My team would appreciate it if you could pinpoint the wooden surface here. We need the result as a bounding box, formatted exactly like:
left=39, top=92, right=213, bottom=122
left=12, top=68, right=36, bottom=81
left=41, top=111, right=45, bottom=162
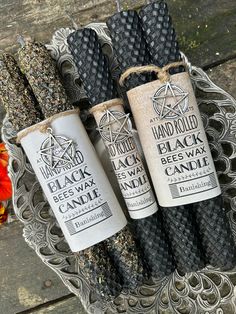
left=208, top=60, right=236, bottom=98
left=0, top=221, right=86, bottom=314
left=32, top=296, right=81, bottom=314
left=0, top=0, right=236, bottom=313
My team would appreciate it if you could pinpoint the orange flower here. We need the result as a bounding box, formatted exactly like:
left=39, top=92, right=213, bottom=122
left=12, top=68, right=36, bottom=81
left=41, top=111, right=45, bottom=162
left=0, top=143, right=9, bottom=168
left=0, top=203, right=8, bottom=224
left=0, top=164, right=12, bottom=201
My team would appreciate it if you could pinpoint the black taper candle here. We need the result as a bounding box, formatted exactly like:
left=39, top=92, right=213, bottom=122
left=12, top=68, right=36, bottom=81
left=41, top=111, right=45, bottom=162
left=107, top=8, right=204, bottom=273
left=140, top=0, right=236, bottom=271
left=132, top=212, right=175, bottom=278
left=106, top=11, right=176, bottom=277
left=107, top=10, right=151, bottom=90
left=68, top=29, right=145, bottom=289
left=192, top=195, right=236, bottom=270
left=67, top=29, right=117, bottom=105
left=68, top=27, right=175, bottom=280
left=139, top=1, right=184, bottom=74
left=139, top=1, right=204, bottom=273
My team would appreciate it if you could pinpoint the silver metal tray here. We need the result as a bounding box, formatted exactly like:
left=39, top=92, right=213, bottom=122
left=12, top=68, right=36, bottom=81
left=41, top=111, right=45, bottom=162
left=2, top=23, right=236, bottom=314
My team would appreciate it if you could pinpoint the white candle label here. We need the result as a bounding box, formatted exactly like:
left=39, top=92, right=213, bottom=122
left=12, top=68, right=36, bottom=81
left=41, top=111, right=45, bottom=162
left=93, top=103, right=158, bottom=219
left=127, top=72, right=221, bottom=207
left=19, top=111, right=127, bottom=252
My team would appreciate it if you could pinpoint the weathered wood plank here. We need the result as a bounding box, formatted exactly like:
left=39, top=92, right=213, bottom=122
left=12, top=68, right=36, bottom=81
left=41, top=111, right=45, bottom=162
left=0, top=0, right=235, bottom=68
left=0, top=221, right=75, bottom=314
left=169, top=0, right=236, bottom=67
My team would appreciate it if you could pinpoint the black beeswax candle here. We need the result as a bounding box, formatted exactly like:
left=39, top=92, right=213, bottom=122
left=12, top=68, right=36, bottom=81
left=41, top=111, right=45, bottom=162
left=68, top=28, right=146, bottom=288
left=139, top=0, right=236, bottom=271
left=68, top=25, right=175, bottom=279
left=192, top=195, right=236, bottom=270
left=107, top=9, right=204, bottom=273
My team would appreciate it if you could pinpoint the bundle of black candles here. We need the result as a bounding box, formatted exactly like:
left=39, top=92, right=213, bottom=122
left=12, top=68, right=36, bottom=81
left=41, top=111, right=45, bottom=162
left=67, top=0, right=236, bottom=277
left=0, top=0, right=236, bottom=304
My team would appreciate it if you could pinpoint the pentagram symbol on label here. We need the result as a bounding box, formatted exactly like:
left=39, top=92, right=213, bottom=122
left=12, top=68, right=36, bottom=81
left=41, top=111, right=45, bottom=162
left=98, top=110, right=133, bottom=143
left=39, top=128, right=76, bottom=169
left=152, top=82, right=189, bottom=119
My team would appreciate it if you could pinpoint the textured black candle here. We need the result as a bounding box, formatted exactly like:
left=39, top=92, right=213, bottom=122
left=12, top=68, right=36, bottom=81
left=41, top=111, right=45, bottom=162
left=106, top=12, right=176, bottom=277
left=132, top=212, right=175, bottom=277
left=192, top=195, right=236, bottom=270
left=139, top=1, right=184, bottom=74
left=67, top=29, right=117, bottom=105
left=140, top=0, right=236, bottom=271
left=68, top=29, right=145, bottom=289
left=107, top=8, right=204, bottom=273
left=106, top=10, right=151, bottom=91
left=68, top=27, right=175, bottom=279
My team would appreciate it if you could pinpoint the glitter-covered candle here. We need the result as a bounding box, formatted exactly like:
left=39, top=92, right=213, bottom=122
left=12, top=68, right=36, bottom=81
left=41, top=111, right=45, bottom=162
left=0, top=53, right=41, bottom=131
left=18, top=41, right=73, bottom=118
left=16, top=40, right=128, bottom=297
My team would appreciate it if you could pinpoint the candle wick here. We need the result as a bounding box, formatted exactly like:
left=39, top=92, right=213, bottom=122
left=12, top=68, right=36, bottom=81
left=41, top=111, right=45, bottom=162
left=17, top=35, right=26, bottom=48
left=115, top=0, right=122, bottom=12
left=65, top=11, right=79, bottom=30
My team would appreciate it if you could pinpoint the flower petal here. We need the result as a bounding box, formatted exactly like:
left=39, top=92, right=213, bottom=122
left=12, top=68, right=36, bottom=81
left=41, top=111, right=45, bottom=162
left=0, top=165, right=12, bottom=201
left=0, top=143, right=9, bottom=168
left=0, top=203, right=8, bottom=224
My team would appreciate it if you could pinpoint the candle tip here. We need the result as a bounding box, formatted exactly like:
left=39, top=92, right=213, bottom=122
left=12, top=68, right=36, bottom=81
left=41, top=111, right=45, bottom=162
left=17, top=35, right=26, bottom=48
left=65, top=11, right=79, bottom=30
left=115, top=0, right=122, bottom=12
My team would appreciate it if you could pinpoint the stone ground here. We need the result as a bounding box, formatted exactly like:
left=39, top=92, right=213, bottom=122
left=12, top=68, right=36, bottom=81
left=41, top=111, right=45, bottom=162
left=0, top=0, right=236, bottom=313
